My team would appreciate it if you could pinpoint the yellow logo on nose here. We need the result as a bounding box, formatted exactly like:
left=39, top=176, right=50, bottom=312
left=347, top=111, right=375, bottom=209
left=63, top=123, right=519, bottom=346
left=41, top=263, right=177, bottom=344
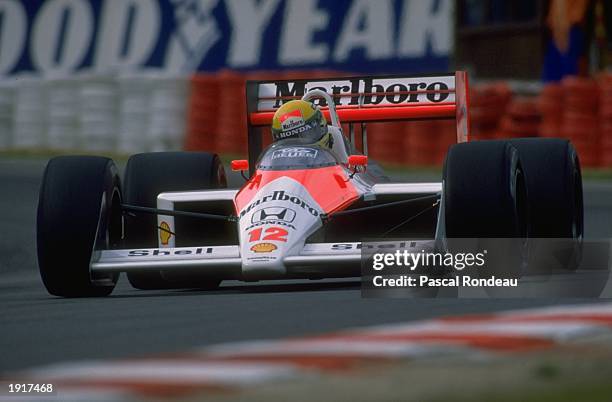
left=160, top=221, right=172, bottom=245
left=250, top=243, right=277, bottom=253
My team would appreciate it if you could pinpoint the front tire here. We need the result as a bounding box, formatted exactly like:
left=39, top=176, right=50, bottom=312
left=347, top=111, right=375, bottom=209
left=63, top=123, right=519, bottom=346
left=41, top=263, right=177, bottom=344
left=37, top=156, right=122, bottom=297
left=123, top=152, right=226, bottom=290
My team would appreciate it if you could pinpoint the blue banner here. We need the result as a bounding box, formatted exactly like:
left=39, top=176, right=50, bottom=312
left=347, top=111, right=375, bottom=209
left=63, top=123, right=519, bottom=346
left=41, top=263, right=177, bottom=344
left=0, top=0, right=452, bottom=77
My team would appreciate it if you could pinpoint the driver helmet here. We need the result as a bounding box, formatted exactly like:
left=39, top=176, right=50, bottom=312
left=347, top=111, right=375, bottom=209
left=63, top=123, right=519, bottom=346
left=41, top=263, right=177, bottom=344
left=271, top=100, right=331, bottom=147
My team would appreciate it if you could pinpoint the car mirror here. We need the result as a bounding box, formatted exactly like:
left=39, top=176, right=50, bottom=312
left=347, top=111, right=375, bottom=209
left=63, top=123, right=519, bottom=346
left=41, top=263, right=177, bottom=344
left=348, top=155, right=368, bottom=167
left=231, top=159, right=249, bottom=171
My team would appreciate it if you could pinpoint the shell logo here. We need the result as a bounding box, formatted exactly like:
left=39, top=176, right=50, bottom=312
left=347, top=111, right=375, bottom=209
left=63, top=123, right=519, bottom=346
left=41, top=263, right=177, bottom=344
left=250, top=243, right=277, bottom=253
left=159, top=221, right=172, bottom=245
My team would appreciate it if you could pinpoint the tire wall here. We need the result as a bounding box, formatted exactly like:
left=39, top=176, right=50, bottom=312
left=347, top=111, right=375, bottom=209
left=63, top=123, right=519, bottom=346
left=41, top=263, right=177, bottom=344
left=1, top=72, right=611, bottom=168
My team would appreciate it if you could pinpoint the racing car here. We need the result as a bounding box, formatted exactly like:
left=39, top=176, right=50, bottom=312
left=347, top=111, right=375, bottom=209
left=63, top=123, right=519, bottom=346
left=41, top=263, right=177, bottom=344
left=37, top=72, right=583, bottom=297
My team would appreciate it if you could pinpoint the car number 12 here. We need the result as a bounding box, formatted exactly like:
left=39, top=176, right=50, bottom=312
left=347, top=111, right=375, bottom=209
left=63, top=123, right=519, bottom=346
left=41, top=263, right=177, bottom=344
left=248, top=227, right=288, bottom=242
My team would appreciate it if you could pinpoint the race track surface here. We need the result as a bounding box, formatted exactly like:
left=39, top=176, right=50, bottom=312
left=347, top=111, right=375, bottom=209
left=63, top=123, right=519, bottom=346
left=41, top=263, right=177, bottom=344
left=1, top=158, right=611, bottom=373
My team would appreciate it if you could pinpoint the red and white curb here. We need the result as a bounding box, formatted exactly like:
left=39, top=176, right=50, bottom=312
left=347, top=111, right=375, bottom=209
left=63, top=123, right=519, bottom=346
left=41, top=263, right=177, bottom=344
left=4, top=302, right=612, bottom=401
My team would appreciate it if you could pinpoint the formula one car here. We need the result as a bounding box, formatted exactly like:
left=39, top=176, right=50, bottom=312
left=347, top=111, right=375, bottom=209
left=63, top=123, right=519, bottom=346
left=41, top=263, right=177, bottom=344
left=37, top=72, right=583, bottom=297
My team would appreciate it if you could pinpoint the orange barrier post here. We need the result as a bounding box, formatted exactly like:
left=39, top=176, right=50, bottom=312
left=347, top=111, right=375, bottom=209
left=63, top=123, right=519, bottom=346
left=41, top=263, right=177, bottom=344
left=497, top=97, right=541, bottom=139
left=561, top=77, right=600, bottom=167
left=598, top=74, right=612, bottom=167
left=215, top=70, right=248, bottom=156
left=469, top=83, right=512, bottom=141
left=185, top=74, right=221, bottom=152
left=537, top=83, right=564, bottom=138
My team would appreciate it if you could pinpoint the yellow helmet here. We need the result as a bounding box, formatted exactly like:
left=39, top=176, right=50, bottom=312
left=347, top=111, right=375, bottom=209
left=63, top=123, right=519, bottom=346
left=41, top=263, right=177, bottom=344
left=271, top=100, right=327, bottom=143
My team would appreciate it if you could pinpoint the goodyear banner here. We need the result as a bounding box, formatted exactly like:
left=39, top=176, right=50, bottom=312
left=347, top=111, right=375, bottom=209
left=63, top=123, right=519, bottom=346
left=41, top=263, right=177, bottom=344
left=0, top=0, right=452, bottom=77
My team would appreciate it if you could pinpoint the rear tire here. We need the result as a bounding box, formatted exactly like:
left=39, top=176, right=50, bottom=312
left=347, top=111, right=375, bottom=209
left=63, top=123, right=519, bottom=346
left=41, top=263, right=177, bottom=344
left=123, top=152, right=226, bottom=290
left=37, top=156, right=122, bottom=297
left=510, top=138, right=583, bottom=271
left=443, top=140, right=529, bottom=281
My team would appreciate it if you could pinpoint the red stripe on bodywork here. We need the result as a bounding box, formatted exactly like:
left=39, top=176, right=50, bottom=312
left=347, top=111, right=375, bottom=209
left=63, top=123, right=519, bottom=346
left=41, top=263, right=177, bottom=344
left=234, top=166, right=360, bottom=214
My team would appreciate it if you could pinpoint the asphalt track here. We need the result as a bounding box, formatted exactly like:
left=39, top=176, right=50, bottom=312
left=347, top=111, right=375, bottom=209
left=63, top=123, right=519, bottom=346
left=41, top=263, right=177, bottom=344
left=1, top=158, right=611, bottom=373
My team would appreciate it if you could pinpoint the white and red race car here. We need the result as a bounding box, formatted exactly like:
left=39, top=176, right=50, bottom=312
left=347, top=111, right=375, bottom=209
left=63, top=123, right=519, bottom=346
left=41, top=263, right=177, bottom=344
left=37, top=72, right=583, bottom=296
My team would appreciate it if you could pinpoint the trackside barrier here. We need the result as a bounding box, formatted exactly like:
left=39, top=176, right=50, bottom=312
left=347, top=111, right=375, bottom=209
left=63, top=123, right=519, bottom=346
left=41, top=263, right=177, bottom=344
left=118, top=74, right=150, bottom=154
left=47, top=78, right=79, bottom=150
left=0, top=81, right=15, bottom=149
left=13, top=77, right=47, bottom=149
left=79, top=74, right=118, bottom=152
left=538, top=83, right=563, bottom=138
left=0, top=72, right=189, bottom=153
left=216, top=70, right=248, bottom=155
left=364, top=117, right=455, bottom=166
left=560, top=77, right=600, bottom=167
left=470, top=79, right=609, bottom=167
left=407, top=119, right=456, bottom=166
left=598, top=75, right=612, bottom=167
left=148, top=75, right=189, bottom=151
left=1, top=71, right=610, bottom=168
left=469, top=82, right=512, bottom=141
left=498, top=97, right=540, bottom=138
left=185, top=74, right=220, bottom=152
left=185, top=72, right=607, bottom=167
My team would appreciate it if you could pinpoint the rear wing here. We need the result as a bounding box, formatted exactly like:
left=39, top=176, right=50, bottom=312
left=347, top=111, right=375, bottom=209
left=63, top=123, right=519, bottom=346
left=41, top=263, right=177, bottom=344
left=245, top=71, right=470, bottom=173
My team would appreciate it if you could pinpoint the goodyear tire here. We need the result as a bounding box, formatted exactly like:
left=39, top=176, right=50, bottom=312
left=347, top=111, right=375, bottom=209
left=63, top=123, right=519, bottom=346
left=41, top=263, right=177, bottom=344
left=510, top=138, right=583, bottom=272
left=37, top=156, right=122, bottom=297
left=443, top=140, right=529, bottom=283
left=123, top=152, right=226, bottom=290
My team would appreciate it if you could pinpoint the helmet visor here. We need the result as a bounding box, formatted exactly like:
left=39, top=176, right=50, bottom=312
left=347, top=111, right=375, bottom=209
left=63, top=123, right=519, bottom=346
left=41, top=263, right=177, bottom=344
left=272, top=120, right=326, bottom=143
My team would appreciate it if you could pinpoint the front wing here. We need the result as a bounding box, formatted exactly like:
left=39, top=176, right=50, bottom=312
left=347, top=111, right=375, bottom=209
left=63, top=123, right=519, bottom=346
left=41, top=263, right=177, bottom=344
left=91, top=241, right=436, bottom=280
